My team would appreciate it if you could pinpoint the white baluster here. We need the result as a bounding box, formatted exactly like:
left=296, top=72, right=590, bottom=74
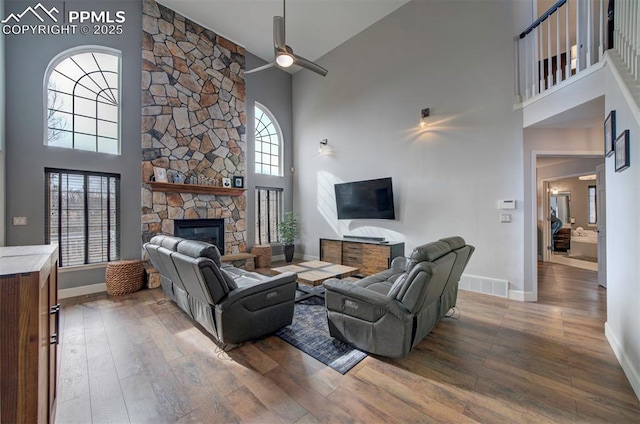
left=532, top=27, right=538, bottom=97
left=636, top=0, right=640, bottom=80
left=520, top=37, right=533, bottom=99
left=599, top=0, right=604, bottom=60
left=557, top=6, right=562, bottom=83
left=621, top=0, right=626, bottom=64
left=576, top=0, right=581, bottom=72
left=620, top=0, right=629, bottom=66
left=623, top=1, right=632, bottom=69
left=615, top=0, right=622, bottom=57
left=539, top=25, right=545, bottom=92
left=548, top=18, right=552, bottom=87
left=587, top=0, right=592, bottom=67
left=633, top=0, right=638, bottom=79
left=566, top=0, right=571, bottom=80
left=514, top=37, right=520, bottom=102
left=626, top=0, right=631, bottom=67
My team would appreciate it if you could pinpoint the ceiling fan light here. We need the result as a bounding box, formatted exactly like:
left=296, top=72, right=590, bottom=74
left=276, top=53, right=294, bottom=67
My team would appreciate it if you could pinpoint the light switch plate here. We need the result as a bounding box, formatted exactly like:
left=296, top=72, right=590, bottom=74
left=13, top=217, right=27, bottom=226
left=500, top=214, right=512, bottom=223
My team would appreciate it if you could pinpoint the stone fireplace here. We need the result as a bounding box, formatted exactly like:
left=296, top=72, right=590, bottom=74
left=140, top=0, right=247, bottom=254
left=174, top=218, right=225, bottom=254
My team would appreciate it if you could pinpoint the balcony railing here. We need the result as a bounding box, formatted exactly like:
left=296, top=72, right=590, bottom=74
left=515, top=0, right=607, bottom=102
left=614, top=0, right=640, bottom=80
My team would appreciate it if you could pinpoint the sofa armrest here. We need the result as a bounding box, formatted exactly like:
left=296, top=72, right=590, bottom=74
left=218, top=272, right=297, bottom=310
left=324, top=279, right=411, bottom=323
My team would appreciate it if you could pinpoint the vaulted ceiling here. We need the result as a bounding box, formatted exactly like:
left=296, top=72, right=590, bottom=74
left=157, top=0, right=410, bottom=66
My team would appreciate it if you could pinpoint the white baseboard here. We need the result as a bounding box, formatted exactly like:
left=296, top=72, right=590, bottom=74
left=58, top=283, right=106, bottom=299
left=605, top=322, right=640, bottom=401
left=509, top=290, right=538, bottom=302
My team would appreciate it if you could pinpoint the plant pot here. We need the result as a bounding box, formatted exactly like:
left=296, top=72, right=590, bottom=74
left=284, top=244, right=295, bottom=263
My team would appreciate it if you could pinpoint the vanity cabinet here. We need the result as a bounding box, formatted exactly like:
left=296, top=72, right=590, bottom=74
left=0, top=245, right=59, bottom=424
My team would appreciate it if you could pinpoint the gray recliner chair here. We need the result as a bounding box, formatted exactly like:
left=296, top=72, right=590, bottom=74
left=323, top=236, right=474, bottom=358
left=144, top=235, right=298, bottom=345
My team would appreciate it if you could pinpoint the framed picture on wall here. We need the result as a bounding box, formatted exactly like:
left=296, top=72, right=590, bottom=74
left=232, top=176, right=244, bottom=188
left=222, top=177, right=232, bottom=188
left=615, top=129, right=630, bottom=172
left=604, top=110, right=616, bottom=157
left=153, top=166, right=168, bottom=183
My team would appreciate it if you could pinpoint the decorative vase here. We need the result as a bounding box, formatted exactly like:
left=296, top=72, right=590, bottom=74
left=284, top=244, right=295, bottom=263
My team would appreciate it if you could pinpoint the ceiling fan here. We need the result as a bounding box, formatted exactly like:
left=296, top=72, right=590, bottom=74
left=245, top=0, right=328, bottom=77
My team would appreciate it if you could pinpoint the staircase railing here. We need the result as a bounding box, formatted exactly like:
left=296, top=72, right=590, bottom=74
left=515, top=0, right=607, bottom=103
left=614, top=0, right=640, bottom=80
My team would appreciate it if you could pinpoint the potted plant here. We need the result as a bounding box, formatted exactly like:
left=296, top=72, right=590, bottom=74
left=278, top=211, right=297, bottom=263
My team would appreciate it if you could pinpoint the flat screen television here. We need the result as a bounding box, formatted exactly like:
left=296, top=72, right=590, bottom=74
left=335, top=177, right=396, bottom=220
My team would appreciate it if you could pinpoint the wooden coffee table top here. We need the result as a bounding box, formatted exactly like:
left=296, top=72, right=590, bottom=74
left=272, top=260, right=359, bottom=286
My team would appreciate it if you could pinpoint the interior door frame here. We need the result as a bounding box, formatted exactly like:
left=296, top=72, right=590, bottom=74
left=528, top=149, right=602, bottom=302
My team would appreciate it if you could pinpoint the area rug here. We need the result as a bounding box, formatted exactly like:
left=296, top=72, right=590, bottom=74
left=275, top=291, right=367, bottom=374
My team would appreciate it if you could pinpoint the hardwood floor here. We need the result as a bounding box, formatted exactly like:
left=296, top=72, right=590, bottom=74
left=56, top=262, right=640, bottom=423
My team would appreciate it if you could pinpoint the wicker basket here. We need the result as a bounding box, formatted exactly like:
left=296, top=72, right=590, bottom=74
left=251, top=245, right=272, bottom=268
left=105, top=260, right=145, bottom=296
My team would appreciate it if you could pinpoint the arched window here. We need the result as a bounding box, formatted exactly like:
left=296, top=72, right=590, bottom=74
left=254, top=103, right=282, bottom=176
left=45, top=47, right=120, bottom=154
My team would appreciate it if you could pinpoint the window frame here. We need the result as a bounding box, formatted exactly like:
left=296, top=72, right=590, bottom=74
left=254, top=102, right=284, bottom=177
left=45, top=167, right=121, bottom=268
left=43, top=45, right=122, bottom=155
left=255, top=186, right=284, bottom=245
left=588, top=185, right=597, bottom=225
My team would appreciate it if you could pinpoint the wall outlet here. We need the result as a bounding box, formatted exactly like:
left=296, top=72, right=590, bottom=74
left=13, top=216, right=27, bottom=226
left=500, top=214, right=512, bottom=223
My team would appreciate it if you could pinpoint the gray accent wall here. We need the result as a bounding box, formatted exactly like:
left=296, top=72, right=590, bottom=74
left=245, top=52, right=293, bottom=254
left=292, top=0, right=525, bottom=290
left=4, top=0, right=142, bottom=288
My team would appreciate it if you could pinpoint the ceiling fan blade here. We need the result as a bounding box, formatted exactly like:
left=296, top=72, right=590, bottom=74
left=245, top=61, right=276, bottom=75
left=274, top=16, right=286, bottom=51
left=292, top=53, right=328, bottom=77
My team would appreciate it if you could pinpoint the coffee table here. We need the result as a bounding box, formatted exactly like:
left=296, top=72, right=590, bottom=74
left=271, top=260, right=359, bottom=301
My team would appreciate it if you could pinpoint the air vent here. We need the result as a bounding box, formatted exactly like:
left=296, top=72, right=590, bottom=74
left=458, top=274, right=509, bottom=298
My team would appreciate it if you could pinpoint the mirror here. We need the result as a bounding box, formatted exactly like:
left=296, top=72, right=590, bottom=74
left=550, top=191, right=570, bottom=225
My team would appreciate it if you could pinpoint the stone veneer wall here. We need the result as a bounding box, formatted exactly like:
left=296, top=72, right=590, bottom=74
left=140, top=0, right=247, bottom=254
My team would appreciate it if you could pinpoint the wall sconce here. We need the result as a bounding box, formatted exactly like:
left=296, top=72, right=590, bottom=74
left=419, top=108, right=430, bottom=128
left=318, top=138, right=328, bottom=153
left=551, top=188, right=559, bottom=195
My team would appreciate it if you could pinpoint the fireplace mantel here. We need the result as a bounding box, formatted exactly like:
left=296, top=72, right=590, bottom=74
left=147, top=182, right=246, bottom=196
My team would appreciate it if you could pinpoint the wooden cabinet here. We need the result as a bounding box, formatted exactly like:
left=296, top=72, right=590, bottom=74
left=0, top=245, right=59, bottom=424
left=319, top=238, right=404, bottom=276
left=553, top=228, right=571, bottom=252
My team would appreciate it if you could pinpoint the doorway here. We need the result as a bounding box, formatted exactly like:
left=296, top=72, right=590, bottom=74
left=537, top=157, right=604, bottom=276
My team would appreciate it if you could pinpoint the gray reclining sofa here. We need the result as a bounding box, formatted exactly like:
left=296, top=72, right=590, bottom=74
left=323, top=236, right=474, bottom=358
left=144, top=235, right=297, bottom=345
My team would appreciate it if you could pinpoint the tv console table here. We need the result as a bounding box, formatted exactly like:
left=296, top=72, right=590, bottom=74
left=319, top=238, right=405, bottom=276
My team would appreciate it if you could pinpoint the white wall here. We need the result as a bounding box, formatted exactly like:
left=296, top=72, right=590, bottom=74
left=603, top=60, right=640, bottom=398
left=292, top=1, right=525, bottom=293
